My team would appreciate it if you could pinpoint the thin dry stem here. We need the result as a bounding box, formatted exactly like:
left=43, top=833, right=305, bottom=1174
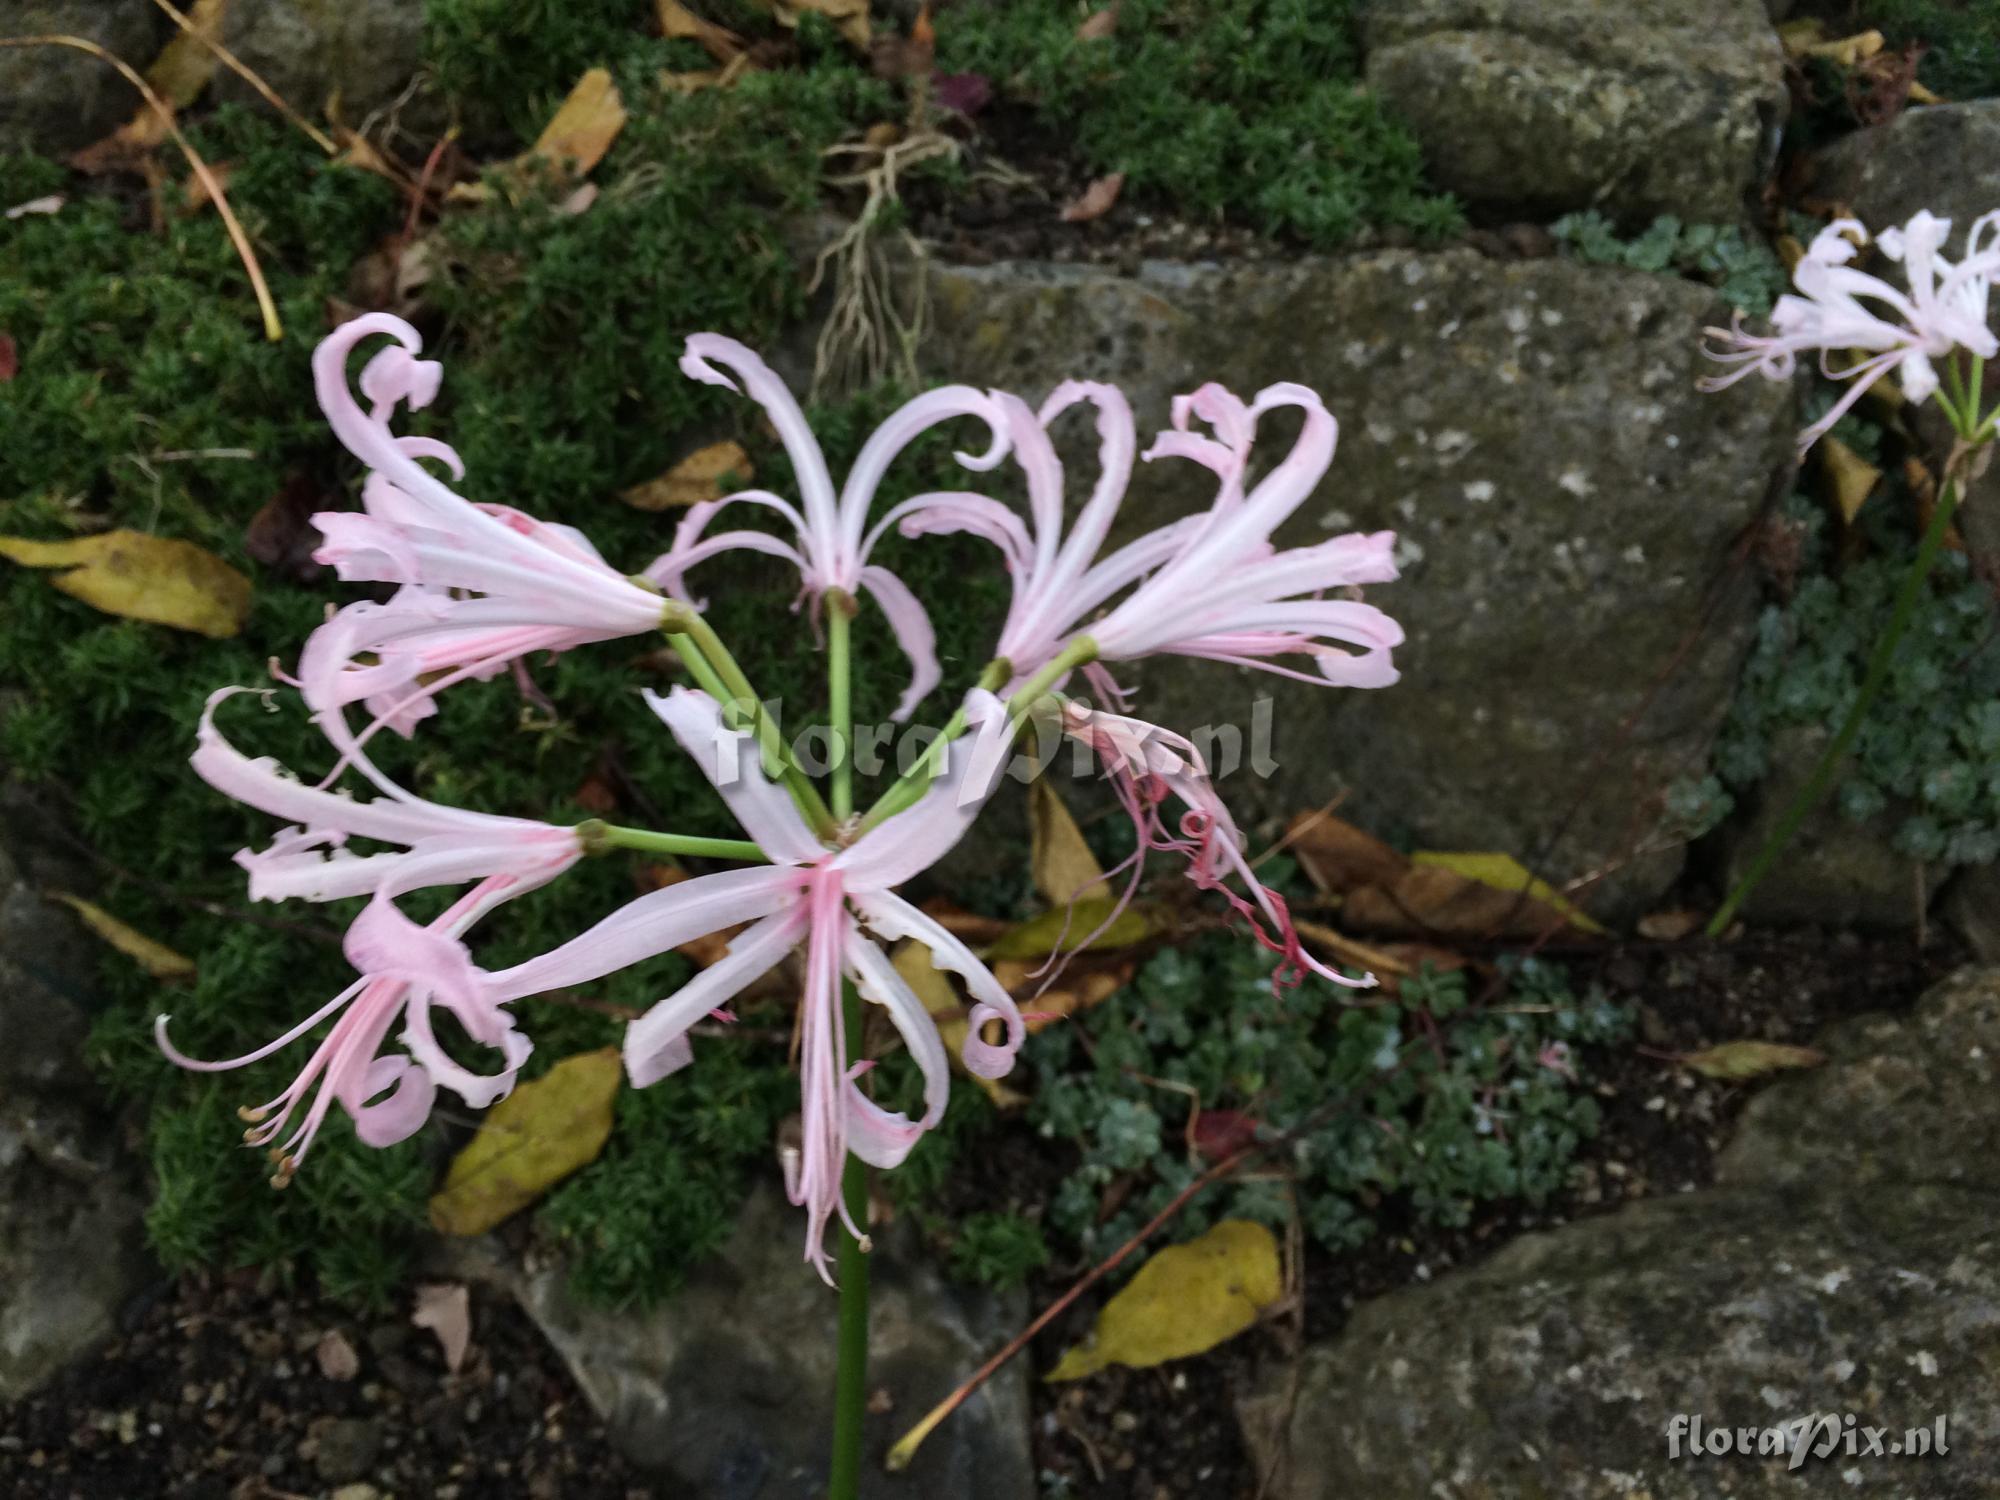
left=147, top=0, right=338, bottom=154
left=3, top=35, right=282, bottom=340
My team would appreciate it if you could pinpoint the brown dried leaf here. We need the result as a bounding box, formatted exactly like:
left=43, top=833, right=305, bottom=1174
left=1343, top=862, right=1594, bottom=942
left=145, top=0, right=228, bottom=108
left=529, top=68, right=628, bottom=178
left=658, top=0, right=747, bottom=62
left=1286, top=809, right=1408, bottom=895
left=244, top=472, right=327, bottom=583
left=1077, top=5, right=1118, bottom=40
left=1061, top=171, right=1125, bottom=224
left=773, top=0, right=871, bottom=51
left=1635, top=908, right=1702, bottom=942
left=410, top=1283, right=471, bottom=1373
left=620, top=440, right=753, bottom=510
left=179, top=159, right=235, bottom=215
left=315, top=1330, right=360, bottom=1382
left=0, top=333, right=15, bottom=384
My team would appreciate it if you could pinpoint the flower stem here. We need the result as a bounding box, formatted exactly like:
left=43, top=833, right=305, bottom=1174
left=668, top=614, right=838, bottom=840
left=828, top=980, right=871, bottom=1500
left=828, top=589, right=856, bottom=822
left=1705, top=472, right=1965, bottom=937
left=855, top=639, right=1096, bottom=834
left=580, top=821, right=767, bottom=863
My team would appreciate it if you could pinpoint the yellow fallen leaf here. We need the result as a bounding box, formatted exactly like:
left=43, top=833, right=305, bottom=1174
left=50, top=893, right=194, bottom=981
left=893, top=939, right=1028, bottom=1108
left=145, top=0, right=228, bottom=109
left=1800, top=28, right=1885, bottom=66
left=768, top=0, right=871, bottom=50
left=530, top=68, right=628, bottom=178
left=620, top=440, right=753, bottom=511
left=1408, top=851, right=1606, bottom=935
left=1029, top=778, right=1109, bottom=906
left=1820, top=435, right=1882, bottom=524
left=1908, top=79, right=1943, bottom=106
left=985, top=898, right=1154, bottom=960
left=0, top=531, right=251, bottom=638
left=1046, top=1220, right=1281, bottom=1381
left=1682, top=1040, right=1825, bottom=1082
left=429, top=1048, right=622, bottom=1235
left=659, top=0, right=747, bottom=62
left=1776, top=18, right=1827, bottom=54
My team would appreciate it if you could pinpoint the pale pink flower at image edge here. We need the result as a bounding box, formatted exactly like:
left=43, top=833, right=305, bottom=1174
left=1700, top=210, right=2000, bottom=452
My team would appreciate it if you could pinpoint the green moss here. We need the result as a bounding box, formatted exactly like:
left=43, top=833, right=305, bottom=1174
left=935, top=0, right=1462, bottom=245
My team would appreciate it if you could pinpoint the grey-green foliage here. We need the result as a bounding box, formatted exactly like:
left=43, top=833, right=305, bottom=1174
left=1025, top=942, right=1630, bottom=1265
left=1551, top=211, right=1788, bottom=316
left=1716, top=480, right=2000, bottom=867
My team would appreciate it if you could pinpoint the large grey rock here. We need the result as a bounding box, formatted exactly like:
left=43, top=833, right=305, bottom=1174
left=1255, top=965, right=2000, bottom=1500
left=1362, top=0, right=1787, bottom=224
left=1715, top=726, right=1938, bottom=932
left=1813, top=102, right=2000, bottom=239
left=1944, top=863, right=2000, bottom=961
left=1716, top=964, right=2000, bottom=1193
left=443, top=1184, right=1033, bottom=1500
left=213, top=0, right=434, bottom=134
left=0, top=1, right=169, bottom=155
left=916, top=252, right=1794, bottom=918
left=0, top=791, right=152, bottom=1401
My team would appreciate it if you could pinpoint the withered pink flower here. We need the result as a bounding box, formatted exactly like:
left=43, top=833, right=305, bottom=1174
left=901, top=379, right=1402, bottom=696
left=1700, top=212, right=2000, bottom=452
left=648, top=335, right=1013, bottom=718
left=156, top=882, right=531, bottom=1183
left=479, top=686, right=1023, bottom=1281
left=308, top=314, right=669, bottom=735
left=1058, top=698, right=1372, bottom=990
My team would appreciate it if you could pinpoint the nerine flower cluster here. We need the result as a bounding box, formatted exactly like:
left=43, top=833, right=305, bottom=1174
left=162, top=313, right=1403, bottom=1278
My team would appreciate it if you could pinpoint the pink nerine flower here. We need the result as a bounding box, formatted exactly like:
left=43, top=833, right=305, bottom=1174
left=903, top=379, right=1403, bottom=695
left=647, top=335, right=1014, bottom=719
left=475, top=685, right=1024, bottom=1280
left=1700, top=212, right=2000, bottom=453
left=308, top=314, right=670, bottom=735
left=1059, top=699, right=1371, bottom=990
left=189, top=688, right=584, bottom=904
left=157, top=883, right=532, bottom=1183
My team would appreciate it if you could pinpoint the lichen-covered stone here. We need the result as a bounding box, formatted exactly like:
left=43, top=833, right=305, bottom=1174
left=0, top=1, right=169, bottom=155
left=1717, top=964, right=2000, bottom=1194
left=442, top=1185, right=1032, bottom=1499
left=1256, top=965, right=2000, bottom=1500
left=916, top=252, right=1793, bottom=917
left=1813, top=102, right=2000, bottom=238
left=0, top=789, right=152, bottom=1401
left=213, top=0, right=435, bottom=135
left=1361, top=0, right=1788, bottom=223
left=1944, top=864, right=2000, bottom=961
